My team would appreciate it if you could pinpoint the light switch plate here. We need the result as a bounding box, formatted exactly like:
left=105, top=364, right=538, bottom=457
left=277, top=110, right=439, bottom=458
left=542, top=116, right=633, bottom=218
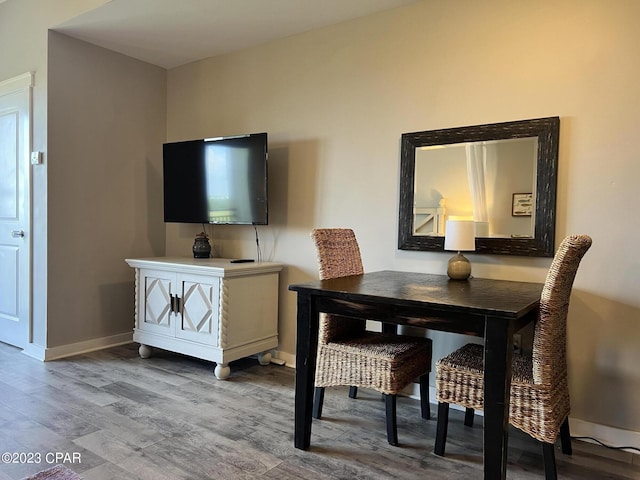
left=30, top=151, right=42, bottom=164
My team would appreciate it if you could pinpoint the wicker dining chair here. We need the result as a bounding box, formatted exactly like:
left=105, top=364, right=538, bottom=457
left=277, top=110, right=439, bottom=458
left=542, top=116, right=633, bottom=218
left=310, top=228, right=433, bottom=446
left=434, top=234, right=592, bottom=479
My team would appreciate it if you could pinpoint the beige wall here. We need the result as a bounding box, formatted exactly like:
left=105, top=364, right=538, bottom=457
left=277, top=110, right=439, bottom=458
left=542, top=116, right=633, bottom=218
left=47, top=31, right=166, bottom=347
left=166, top=0, right=640, bottom=438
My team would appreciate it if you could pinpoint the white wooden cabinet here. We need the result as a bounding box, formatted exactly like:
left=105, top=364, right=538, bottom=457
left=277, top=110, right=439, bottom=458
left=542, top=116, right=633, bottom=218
left=125, top=257, right=282, bottom=379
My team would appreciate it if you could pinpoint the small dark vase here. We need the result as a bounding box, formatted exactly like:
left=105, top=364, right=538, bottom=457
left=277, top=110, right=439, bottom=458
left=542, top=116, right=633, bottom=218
left=193, top=232, right=211, bottom=258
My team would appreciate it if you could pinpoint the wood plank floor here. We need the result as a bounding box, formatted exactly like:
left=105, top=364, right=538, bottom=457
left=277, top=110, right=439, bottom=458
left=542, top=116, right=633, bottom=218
left=0, top=342, right=638, bottom=480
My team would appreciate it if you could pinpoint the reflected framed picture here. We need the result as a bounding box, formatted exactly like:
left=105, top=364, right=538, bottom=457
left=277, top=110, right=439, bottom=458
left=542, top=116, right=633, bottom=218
left=512, top=193, right=533, bottom=216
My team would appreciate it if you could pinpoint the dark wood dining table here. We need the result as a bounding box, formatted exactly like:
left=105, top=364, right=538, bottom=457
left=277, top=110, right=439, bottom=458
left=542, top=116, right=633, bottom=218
left=288, top=270, right=544, bottom=480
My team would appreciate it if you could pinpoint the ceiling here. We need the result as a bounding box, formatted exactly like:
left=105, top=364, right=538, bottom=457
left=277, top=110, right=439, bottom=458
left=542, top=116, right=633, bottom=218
left=54, top=0, right=419, bottom=69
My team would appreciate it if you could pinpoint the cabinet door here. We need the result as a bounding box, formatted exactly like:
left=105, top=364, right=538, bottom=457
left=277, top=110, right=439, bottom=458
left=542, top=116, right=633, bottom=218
left=175, top=273, right=220, bottom=346
left=139, top=268, right=175, bottom=335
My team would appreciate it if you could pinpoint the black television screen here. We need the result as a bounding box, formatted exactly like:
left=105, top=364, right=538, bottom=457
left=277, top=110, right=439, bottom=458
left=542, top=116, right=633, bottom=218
left=163, top=132, right=268, bottom=225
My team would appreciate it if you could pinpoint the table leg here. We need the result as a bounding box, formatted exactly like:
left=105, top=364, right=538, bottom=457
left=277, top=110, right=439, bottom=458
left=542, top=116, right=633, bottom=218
left=483, top=317, right=513, bottom=480
left=294, top=293, right=319, bottom=450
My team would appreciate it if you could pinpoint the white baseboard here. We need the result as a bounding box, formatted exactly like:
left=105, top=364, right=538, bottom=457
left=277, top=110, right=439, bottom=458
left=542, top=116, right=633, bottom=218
left=570, top=418, right=640, bottom=454
left=271, top=349, right=295, bottom=367
left=21, top=342, right=46, bottom=361
left=22, top=332, right=133, bottom=361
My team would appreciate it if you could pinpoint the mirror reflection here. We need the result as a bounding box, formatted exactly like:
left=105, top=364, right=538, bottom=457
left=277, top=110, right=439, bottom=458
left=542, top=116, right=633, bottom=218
left=414, top=137, right=537, bottom=239
left=398, top=117, right=559, bottom=257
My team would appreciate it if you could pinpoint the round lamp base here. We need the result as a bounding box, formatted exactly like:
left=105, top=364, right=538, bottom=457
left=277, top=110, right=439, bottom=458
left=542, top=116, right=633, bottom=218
left=447, top=252, right=471, bottom=280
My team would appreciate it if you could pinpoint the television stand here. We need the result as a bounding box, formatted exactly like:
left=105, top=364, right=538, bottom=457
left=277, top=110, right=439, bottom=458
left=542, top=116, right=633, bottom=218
left=125, top=257, right=282, bottom=379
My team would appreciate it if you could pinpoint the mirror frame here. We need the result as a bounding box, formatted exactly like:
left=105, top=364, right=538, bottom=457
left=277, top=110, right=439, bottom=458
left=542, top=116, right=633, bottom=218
left=398, top=117, right=559, bottom=257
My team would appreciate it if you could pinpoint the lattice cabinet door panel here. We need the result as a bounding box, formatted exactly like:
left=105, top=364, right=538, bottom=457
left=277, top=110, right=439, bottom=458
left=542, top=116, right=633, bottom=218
left=139, top=268, right=175, bottom=336
left=175, top=273, right=220, bottom=346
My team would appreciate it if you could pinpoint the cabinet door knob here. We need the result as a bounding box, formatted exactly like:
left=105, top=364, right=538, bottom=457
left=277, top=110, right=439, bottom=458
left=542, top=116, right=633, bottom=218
left=11, top=230, right=25, bottom=238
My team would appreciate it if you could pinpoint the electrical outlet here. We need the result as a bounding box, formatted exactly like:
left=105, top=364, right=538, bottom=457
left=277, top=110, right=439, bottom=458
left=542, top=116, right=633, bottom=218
left=513, top=334, right=522, bottom=355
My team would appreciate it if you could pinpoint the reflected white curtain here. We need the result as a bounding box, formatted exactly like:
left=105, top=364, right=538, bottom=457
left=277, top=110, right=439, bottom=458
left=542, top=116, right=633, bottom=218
left=465, top=144, right=488, bottom=232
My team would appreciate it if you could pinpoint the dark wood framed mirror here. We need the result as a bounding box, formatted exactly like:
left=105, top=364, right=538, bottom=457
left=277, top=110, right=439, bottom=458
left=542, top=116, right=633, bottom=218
left=398, top=117, right=559, bottom=257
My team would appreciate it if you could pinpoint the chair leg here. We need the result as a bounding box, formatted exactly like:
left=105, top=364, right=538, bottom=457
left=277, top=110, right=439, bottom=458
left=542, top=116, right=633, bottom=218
left=434, top=402, right=450, bottom=456
left=313, top=387, right=325, bottom=419
left=560, top=417, right=572, bottom=455
left=349, top=386, right=358, bottom=399
left=542, top=442, right=558, bottom=480
left=419, top=374, right=430, bottom=419
left=384, top=394, right=398, bottom=446
left=464, top=407, right=475, bottom=427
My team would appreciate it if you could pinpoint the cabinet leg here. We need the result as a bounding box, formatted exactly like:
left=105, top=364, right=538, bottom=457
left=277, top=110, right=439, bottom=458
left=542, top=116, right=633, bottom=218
left=139, top=344, right=152, bottom=359
left=258, top=351, right=272, bottom=365
left=214, top=363, right=231, bottom=380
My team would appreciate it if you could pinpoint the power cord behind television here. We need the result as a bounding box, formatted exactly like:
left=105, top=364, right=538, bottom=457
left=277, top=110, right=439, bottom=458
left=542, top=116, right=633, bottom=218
left=254, top=225, right=262, bottom=262
left=198, top=223, right=261, bottom=261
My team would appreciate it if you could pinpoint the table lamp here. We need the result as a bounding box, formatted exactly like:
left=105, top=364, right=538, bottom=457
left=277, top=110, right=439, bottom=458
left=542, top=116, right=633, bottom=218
left=444, top=220, right=475, bottom=280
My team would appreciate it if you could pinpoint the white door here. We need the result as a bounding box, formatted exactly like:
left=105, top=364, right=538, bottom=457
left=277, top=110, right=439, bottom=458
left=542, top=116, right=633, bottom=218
left=0, top=73, right=32, bottom=348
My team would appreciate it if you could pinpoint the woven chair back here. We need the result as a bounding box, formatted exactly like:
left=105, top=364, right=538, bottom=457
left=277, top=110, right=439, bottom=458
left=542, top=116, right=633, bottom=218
left=311, top=228, right=366, bottom=343
left=533, top=234, right=592, bottom=385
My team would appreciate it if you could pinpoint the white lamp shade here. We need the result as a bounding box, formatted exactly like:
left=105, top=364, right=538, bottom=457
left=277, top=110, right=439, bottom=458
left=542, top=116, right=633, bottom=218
left=444, top=220, right=476, bottom=252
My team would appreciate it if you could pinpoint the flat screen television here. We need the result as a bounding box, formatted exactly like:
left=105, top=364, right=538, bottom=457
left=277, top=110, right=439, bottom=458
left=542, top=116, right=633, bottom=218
left=163, top=132, right=268, bottom=225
